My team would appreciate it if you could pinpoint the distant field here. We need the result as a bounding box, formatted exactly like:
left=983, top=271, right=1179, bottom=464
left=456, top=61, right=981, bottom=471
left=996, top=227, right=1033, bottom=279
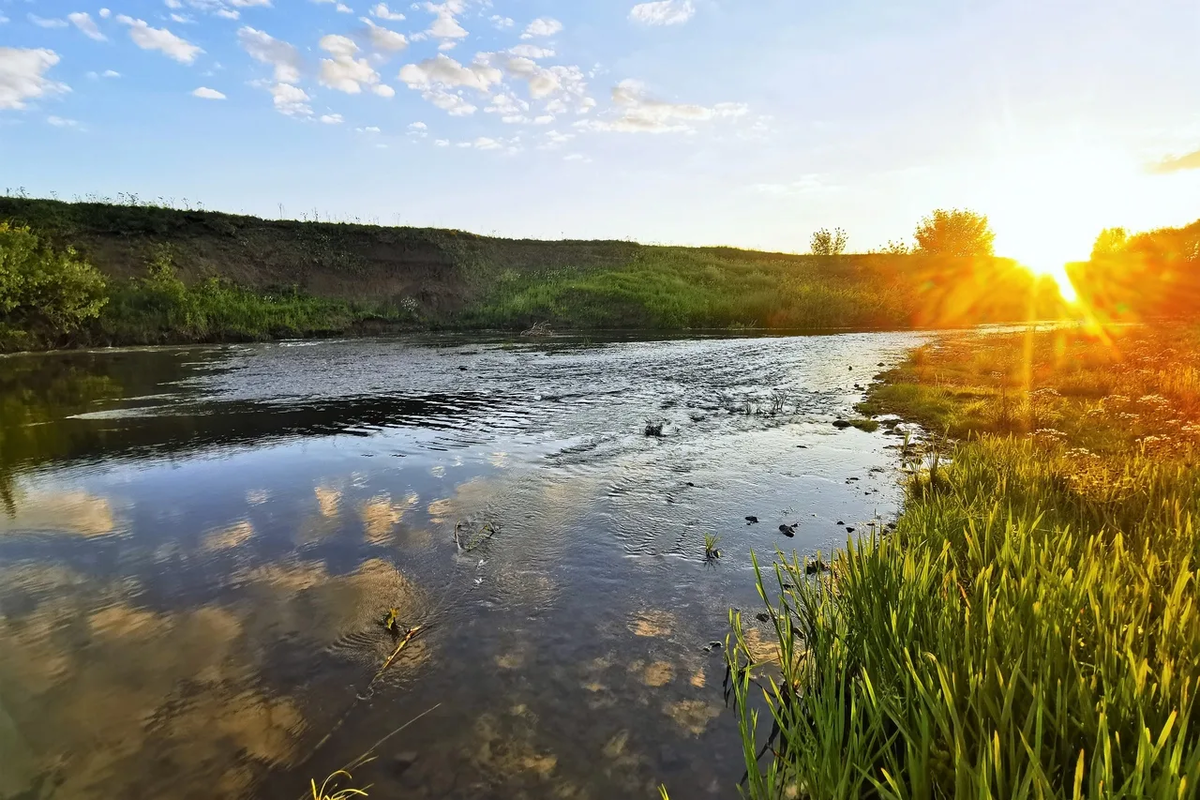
left=0, top=197, right=1063, bottom=350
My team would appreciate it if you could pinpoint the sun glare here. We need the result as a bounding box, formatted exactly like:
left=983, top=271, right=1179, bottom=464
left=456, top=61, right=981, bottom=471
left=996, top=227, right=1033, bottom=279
left=981, top=144, right=1132, bottom=305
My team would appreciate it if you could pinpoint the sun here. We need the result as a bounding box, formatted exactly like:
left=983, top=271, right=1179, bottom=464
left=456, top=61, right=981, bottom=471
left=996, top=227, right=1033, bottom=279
left=979, top=145, right=1126, bottom=305
left=1020, top=261, right=1078, bottom=303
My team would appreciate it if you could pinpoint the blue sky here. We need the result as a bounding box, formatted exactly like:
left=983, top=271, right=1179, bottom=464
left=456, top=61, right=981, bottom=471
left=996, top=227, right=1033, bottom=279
left=1, top=0, right=1198, bottom=262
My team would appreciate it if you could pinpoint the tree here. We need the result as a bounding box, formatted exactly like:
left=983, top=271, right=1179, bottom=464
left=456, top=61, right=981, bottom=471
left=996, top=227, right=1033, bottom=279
left=1091, top=227, right=1129, bottom=260
left=0, top=222, right=108, bottom=334
left=811, top=227, right=848, bottom=257
left=914, top=209, right=995, bottom=258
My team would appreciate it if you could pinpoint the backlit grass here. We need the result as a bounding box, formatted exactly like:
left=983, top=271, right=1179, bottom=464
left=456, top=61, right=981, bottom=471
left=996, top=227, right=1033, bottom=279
left=729, top=324, right=1200, bottom=798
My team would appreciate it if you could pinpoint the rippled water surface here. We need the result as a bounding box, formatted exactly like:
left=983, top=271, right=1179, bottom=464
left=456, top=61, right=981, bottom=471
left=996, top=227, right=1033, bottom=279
left=0, top=332, right=926, bottom=799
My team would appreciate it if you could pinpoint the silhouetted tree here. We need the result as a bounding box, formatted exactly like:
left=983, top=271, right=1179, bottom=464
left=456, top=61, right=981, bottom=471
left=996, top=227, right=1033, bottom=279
left=811, top=227, right=848, bottom=257
left=914, top=209, right=995, bottom=258
left=1091, top=227, right=1129, bottom=260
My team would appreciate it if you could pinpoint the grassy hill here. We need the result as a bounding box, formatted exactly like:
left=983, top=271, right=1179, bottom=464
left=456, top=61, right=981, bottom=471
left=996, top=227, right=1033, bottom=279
left=0, top=196, right=1065, bottom=350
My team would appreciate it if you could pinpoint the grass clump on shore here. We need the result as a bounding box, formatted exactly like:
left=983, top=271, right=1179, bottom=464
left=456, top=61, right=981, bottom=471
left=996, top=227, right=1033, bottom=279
left=728, top=324, right=1200, bottom=797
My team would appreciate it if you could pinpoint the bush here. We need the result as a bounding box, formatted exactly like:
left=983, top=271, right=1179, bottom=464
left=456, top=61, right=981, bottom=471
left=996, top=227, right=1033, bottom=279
left=0, top=222, right=107, bottom=337
left=811, top=227, right=848, bottom=257
left=915, top=209, right=995, bottom=258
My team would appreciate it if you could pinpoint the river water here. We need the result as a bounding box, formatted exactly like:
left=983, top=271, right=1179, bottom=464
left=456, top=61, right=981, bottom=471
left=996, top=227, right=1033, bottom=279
left=0, top=332, right=924, bottom=800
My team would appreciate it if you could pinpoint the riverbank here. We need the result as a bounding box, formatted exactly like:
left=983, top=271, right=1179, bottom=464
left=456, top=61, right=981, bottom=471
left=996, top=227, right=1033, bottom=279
left=729, top=323, right=1200, bottom=797
left=0, top=196, right=1066, bottom=352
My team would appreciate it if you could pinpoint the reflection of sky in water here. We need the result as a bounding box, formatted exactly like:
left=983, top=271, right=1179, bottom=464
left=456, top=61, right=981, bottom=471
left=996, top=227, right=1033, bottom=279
left=0, top=332, right=927, bottom=799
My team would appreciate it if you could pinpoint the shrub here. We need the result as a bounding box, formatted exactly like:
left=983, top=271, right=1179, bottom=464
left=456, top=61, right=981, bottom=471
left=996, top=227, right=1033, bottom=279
left=0, top=222, right=107, bottom=336
left=811, top=227, right=848, bottom=257
left=914, top=209, right=995, bottom=258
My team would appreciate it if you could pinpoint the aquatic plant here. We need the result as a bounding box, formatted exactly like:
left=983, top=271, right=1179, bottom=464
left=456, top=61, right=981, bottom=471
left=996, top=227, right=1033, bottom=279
left=310, top=770, right=368, bottom=800
left=704, top=532, right=722, bottom=561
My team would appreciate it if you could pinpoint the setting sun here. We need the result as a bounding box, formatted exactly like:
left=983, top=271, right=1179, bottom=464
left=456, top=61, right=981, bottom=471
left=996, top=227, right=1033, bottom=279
left=979, top=144, right=1155, bottom=305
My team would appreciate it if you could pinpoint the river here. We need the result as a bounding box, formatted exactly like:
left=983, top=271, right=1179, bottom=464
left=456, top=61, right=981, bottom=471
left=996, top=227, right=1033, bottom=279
left=0, top=332, right=925, bottom=799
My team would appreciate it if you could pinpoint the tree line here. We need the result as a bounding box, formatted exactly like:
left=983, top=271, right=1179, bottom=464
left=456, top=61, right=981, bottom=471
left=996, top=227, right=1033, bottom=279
left=811, top=209, right=996, bottom=258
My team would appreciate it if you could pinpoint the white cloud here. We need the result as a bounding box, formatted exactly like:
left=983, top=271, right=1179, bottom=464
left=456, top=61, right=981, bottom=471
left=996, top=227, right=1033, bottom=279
left=490, top=15, right=513, bottom=29
left=0, top=48, right=70, bottom=110
left=355, top=125, right=380, bottom=132
left=165, top=0, right=183, bottom=8
left=521, top=17, right=562, bottom=39
left=473, top=137, right=502, bottom=150
left=170, top=13, right=195, bottom=23
left=533, top=114, right=553, bottom=125
left=408, top=121, right=427, bottom=130
left=509, top=45, right=554, bottom=59
left=238, top=27, right=301, bottom=83
left=270, top=82, right=311, bottom=116
left=361, top=19, right=407, bottom=52
left=103, top=69, right=120, bottom=77
left=0, top=14, right=9, bottom=24
left=423, top=88, right=475, bottom=115
left=320, top=113, right=344, bottom=124
left=434, top=138, right=449, bottom=146
left=750, top=176, right=827, bottom=196
left=319, top=34, right=358, bottom=58
left=99, top=8, right=111, bottom=18
left=373, top=83, right=395, bottom=97
left=29, top=15, right=68, bottom=28
left=216, top=9, right=240, bottom=19
left=319, top=35, right=386, bottom=94
left=47, top=115, right=80, bottom=127
left=229, top=0, right=272, bottom=6
left=487, top=56, right=595, bottom=115
left=68, top=12, right=107, bottom=40
left=538, top=129, right=573, bottom=149
left=410, top=0, right=468, bottom=41
left=370, top=2, right=405, bottom=20
left=583, top=79, right=747, bottom=133
left=399, top=54, right=501, bottom=93
left=428, top=14, right=466, bottom=39
left=116, top=16, right=204, bottom=63
left=336, top=3, right=353, bottom=12
left=629, top=0, right=695, bottom=26
left=191, top=86, right=226, bottom=99
left=563, top=153, right=590, bottom=162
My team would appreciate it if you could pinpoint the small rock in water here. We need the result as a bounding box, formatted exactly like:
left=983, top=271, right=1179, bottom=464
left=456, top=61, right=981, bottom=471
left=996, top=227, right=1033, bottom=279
left=755, top=612, right=772, bottom=622
left=836, top=521, right=844, bottom=526
left=703, top=641, right=723, bottom=653
left=877, top=362, right=886, bottom=367
left=833, top=420, right=852, bottom=429
left=393, top=752, right=419, bottom=775
left=778, top=524, right=796, bottom=537
left=805, top=559, right=831, bottom=575
left=686, top=482, right=695, bottom=487
left=458, top=366, right=468, bottom=371
left=846, top=527, right=856, bottom=533
left=745, top=515, right=759, bottom=524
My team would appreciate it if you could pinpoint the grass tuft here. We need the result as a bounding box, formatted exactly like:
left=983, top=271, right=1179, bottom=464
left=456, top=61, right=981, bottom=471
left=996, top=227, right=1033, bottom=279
left=731, top=323, right=1200, bottom=798
left=704, top=532, right=722, bottom=561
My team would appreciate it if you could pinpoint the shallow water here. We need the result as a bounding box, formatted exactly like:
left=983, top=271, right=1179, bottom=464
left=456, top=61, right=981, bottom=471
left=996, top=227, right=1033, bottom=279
left=0, top=332, right=925, bottom=800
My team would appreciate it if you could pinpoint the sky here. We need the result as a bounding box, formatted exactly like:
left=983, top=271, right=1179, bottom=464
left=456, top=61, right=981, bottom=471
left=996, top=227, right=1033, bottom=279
left=1, top=0, right=1199, bottom=264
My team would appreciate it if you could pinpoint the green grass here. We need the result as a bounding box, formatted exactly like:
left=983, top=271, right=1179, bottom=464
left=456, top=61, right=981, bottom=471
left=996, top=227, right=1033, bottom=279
left=1, top=196, right=1071, bottom=349
left=455, top=247, right=1065, bottom=332
left=728, top=324, right=1200, bottom=798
